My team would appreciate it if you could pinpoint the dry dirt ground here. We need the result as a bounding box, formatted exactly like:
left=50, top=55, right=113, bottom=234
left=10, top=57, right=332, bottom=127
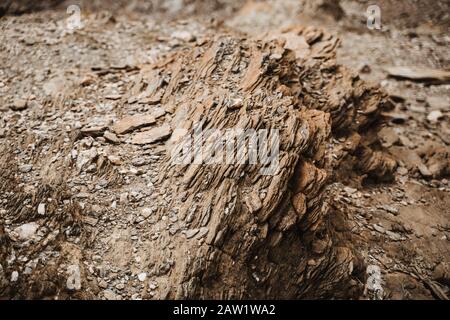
left=0, top=0, right=449, bottom=300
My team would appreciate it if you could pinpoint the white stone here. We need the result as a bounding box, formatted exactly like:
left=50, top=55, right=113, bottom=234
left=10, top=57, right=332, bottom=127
left=11, top=271, right=19, bottom=282
left=14, top=222, right=39, bottom=241
left=66, top=264, right=82, bottom=291
left=137, top=272, right=147, bottom=282
left=37, top=203, right=46, bottom=215
left=171, top=30, right=195, bottom=42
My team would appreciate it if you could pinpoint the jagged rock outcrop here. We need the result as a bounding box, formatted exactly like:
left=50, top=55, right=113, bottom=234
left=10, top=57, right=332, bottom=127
left=128, top=27, right=396, bottom=298
left=0, top=23, right=396, bottom=299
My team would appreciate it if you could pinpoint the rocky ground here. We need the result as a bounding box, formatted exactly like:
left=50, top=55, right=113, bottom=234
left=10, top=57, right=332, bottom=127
left=0, top=0, right=449, bottom=300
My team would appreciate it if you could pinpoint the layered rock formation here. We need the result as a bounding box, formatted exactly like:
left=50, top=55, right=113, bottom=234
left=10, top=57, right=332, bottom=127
left=119, top=27, right=395, bottom=298
left=0, top=22, right=396, bottom=299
